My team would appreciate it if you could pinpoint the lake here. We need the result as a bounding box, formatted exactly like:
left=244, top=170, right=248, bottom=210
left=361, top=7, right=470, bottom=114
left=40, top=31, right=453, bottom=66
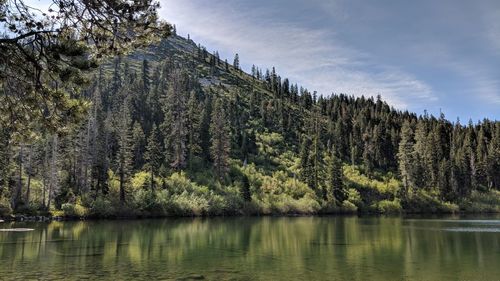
left=0, top=216, right=499, bottom=280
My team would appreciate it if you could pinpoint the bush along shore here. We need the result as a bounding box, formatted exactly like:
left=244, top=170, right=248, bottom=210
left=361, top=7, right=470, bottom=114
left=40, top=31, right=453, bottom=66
left=1, top=170, right=499, bottom=221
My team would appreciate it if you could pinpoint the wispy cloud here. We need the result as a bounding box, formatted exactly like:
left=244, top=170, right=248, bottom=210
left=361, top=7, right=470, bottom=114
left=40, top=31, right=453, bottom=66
left=160, top=0, right=436, bottom=110
left=451, top=62, right=500, bottom=105
left=410, top=39, right=500, bottom=106
left=483, top=8, right=500, bottom=56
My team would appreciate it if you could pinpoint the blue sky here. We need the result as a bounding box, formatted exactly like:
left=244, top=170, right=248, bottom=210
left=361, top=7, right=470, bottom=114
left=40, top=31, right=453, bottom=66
left=160, top=0, right=500, bottom=121
left=25, top=0, right=500, bottom=121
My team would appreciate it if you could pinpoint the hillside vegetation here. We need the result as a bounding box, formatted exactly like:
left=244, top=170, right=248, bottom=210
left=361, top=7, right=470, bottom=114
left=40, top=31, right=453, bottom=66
left=1, top=34, right=499, bottom=218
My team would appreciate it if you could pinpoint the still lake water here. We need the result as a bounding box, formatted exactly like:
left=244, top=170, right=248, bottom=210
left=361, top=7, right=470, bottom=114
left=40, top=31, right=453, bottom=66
left=0, top=216, right=499, bottom=281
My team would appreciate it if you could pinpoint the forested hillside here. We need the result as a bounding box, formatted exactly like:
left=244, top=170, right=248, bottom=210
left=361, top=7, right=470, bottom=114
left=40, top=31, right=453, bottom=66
left=1, top=34, right=499, bottom=218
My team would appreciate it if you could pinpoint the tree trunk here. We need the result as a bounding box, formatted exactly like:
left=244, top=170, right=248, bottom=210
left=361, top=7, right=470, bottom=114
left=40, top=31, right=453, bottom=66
left=25, top=145, right=32, bottom=204
left=47, top=180, right=52, bottom=210
left=84, top=122, right=90, bottom=194
left=42, top=177, right=46, bottom=208
left=47, top=135, right=58, bottom=210
left=13, top=144, right=23, bottom=209
left=119, top=168, right=125, bottom=203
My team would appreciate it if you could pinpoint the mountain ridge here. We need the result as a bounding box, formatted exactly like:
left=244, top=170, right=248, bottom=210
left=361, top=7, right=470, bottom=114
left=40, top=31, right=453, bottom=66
left=1, top=33, right=499, bottom=218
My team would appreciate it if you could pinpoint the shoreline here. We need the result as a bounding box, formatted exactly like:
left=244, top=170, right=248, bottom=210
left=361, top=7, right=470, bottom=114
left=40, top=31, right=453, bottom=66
left=2, top=211, right=499, bottom=223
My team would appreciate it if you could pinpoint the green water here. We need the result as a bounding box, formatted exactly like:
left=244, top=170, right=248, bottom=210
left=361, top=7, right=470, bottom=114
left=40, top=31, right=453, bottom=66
left=0, top=216, right=499, bottom=280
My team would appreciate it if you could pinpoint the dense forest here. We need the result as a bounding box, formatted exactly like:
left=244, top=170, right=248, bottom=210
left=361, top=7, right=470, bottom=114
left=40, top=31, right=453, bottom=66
left=1, top=32, right=499, bottom=218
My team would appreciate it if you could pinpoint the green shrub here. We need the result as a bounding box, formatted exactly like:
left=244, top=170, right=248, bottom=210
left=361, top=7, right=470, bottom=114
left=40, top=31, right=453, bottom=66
left=89, top=197, right=115, bottom=218
left=241, top=201, right=260, bottom=215
left=341, top=201, right=358, bottom=213
left=256, top=132, right=284, bottom=157
left=258, top=193, right=320, bottom=215
left=293, top=196, right=321, bottom=214
left=0, top=197, right=12, bottom=217
left=113, top=203, right=140, bottom=218
left=131, top=171, right=160, bottom=191
left=14, top=203, right=40, bottom=216
left=133, top=189, right=165, bottom=215
left=344, top=165, right=400, bottom=195
left=441, top=201, right=460, bottom=213
left=167, top=191, right=209, bottom=216
left=61, top=202, right=88, bottom=218
left=283, top=178, right=310, bottom=199
left=27, top=202, right=49, bottom=215
left=190, top=168, right=216, bottom=188
left=212, top=186, right=244, bottom=215
left=403, top=190, right=458, bottom=213
left=375, top=199, right=402, bottom=214
left=320, top=200, right=358, bottom=214
left=460, top=190, right=500, bottom=212
left=207, top=194, right=228, bottom=215
left=347, top=188, right=362, bottom=207
left=166, top=172, right=210, bottom=196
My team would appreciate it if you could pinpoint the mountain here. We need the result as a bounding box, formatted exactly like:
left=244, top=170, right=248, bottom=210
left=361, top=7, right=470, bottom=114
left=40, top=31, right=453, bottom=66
left=1, top=34, right=499, bottom=218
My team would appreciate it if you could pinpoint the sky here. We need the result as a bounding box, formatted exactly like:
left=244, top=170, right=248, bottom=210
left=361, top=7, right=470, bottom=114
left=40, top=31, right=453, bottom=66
left=159, top=0, right=500, bottom=122
left=24, top=0, right=500, bottom=121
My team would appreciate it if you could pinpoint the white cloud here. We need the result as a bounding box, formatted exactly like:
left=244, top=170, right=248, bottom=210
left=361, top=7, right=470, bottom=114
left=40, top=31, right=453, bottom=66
left=484, top=9, right=500, bottom=55
left=159, top=0, right=436, bottom=110
left=450, top=61, right=500, bottom=104
left=409, top=39, right=500, bottom=106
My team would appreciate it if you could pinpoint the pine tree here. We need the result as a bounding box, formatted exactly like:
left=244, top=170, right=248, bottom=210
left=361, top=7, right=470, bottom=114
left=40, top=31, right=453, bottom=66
left=450, top=120, right=472, bottom=198
left=241, top=174, right=251, bottom=202
left=210, top=98, right=231, bottom=181
left=147, top=64, right=166, bottom=129
left=24, top=144, right=34, bottom=204
left=110, top=56, right=123, bottom=105
left=299, top=136, right=313, bottom=187
left=327, top=146, right=347, bottom=204
left=438, top=158, right=452, bottom=200
left=486, top=123, right=500, bottom=190
left=142, top=59, right=151, bottom=95
left=116, top=103, right=133, bottom=203
left=200, top=95, right=213, bottom=162
left=131, top=122, right=146, bottom=170
left=0, top=127, right=10, bottom=198
left=47, top=135, right=59, bottom=209
left=145, top=125, right=162, bottom=191
left=475, top=125, right=488, bottom=187
left=397, top=121, right=415, bottom=197
left=187, top=90, right=201, bottom=170
left=464, top=121, right=477, bottom=190
left=310, top=108, right=324, bottom=195
left=90, top=89, right=109, bottom=198
left=233, top=53, right=240, bottom=71
left=163, top=69, right=188, bottom=171
left=362, top=131, right=375, bottom=177
left=413, top=119, right=430, bottom=189
left=12, top=144, right=24, bottom=209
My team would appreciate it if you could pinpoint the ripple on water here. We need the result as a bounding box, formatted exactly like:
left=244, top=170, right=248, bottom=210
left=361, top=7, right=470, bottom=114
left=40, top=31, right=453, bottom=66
left=0, top=228, right=34, bottom=232
left=405, top=219, right=500, bottom=225
left=443, top=227, right=500, bottom=233
left=437, top=219, right=500, bottom=224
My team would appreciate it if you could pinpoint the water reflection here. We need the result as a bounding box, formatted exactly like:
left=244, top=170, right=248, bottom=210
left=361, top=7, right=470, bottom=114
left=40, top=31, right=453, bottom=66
left=0, top=216, right=499, bottom=280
